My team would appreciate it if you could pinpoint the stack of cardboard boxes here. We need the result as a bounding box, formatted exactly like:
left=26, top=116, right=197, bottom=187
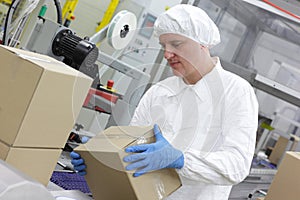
left=0, top=45, right=93, bottom=185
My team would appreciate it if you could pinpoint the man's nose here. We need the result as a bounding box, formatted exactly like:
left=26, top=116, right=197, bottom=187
left=164, top=50, right=174, bottom=59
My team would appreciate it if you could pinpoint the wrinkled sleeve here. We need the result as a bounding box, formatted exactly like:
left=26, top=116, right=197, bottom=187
left=177, top=89, right=258, bottom=185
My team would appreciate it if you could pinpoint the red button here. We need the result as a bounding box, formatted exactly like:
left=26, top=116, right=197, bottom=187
left=107, top=80, right=114, bottom=89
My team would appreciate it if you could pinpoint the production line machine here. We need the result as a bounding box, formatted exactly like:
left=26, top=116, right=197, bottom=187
left=24, top=10, right=150, bottom=128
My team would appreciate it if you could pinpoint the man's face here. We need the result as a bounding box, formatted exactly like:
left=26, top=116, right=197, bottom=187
left=159, top=33, right=206, bottom=82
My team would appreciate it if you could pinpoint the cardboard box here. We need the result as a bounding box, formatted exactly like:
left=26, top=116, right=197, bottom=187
left=265, top=151, right=300, bottom=200
left=269, top=135, right=299, bottom=165
left=268, top=136, right=289, bottom=165
left=0, top=140, right=61, bottom=185
left=76, top=126, right=182, bottom=200
left=0, top=45, right=93, bottom=148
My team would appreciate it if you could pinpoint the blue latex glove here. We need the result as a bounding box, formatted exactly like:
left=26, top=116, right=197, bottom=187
left=123, top=124, right=184, bottom=177
left=81, top=136, right=90, bottom=144
left=70, top=151, right=87, bottom=176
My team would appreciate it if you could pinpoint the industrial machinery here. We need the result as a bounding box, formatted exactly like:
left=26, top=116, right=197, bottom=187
left=24, top=9, right=150, bottom=127
left=0, top=0, right=63, bottom=47
left=25, top=17, right=100, bottom=88
left=103, top=0, right=182, bottom=93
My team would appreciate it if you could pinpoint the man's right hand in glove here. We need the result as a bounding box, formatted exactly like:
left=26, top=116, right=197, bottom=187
left=70, top=151, right=87, bottom=176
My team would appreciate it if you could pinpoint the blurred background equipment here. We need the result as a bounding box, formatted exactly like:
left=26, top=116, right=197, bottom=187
left=0, top=0, right=62, bottom=47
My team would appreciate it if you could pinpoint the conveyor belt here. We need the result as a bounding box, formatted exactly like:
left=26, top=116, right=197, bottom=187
left=50, top=171, right=91, bottom=195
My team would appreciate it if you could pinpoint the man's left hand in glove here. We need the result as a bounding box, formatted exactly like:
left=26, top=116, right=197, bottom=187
left=123, top=124, right=184, bottom=177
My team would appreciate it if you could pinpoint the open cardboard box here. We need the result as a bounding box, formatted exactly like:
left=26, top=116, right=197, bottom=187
left=76, top=126, right=182, bottom=200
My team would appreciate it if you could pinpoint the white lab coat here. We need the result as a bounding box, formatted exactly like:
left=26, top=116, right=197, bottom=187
left=130, top=57, right=258, bottom=200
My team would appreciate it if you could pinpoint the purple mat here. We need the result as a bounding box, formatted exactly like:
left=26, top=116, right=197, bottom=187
left=50, top=171, right=91, bottom=194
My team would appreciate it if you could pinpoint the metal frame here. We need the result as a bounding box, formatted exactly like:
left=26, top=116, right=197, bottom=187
left=96, top=50, right=150, bottom=127
left=221, top=59, right=300, bottom=107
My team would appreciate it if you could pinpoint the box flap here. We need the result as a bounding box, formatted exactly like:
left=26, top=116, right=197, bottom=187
left=77, top=126, right=153, bottom=152
left=125, top=127, right=155, bottom=148
left=76, top=135, right=132, bottom=153
left=103, top=126, right=153, bottom=137
left=104, top=126, right=154, bottom=149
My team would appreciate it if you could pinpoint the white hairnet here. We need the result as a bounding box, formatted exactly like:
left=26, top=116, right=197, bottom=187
left=154, top=4, right=220, bottom=47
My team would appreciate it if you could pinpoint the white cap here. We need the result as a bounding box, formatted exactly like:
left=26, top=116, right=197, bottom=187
left=154, top=4, right=220, bottom=48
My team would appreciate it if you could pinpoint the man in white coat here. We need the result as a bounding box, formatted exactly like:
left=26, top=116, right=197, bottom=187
left=71, top=4, right=258, bottom=200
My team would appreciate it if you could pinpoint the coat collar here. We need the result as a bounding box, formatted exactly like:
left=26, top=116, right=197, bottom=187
left=161, top=57, right=223, bottom=103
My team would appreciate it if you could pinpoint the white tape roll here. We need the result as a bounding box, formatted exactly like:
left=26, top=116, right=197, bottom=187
left=107, top=10, right=137, bottom=50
